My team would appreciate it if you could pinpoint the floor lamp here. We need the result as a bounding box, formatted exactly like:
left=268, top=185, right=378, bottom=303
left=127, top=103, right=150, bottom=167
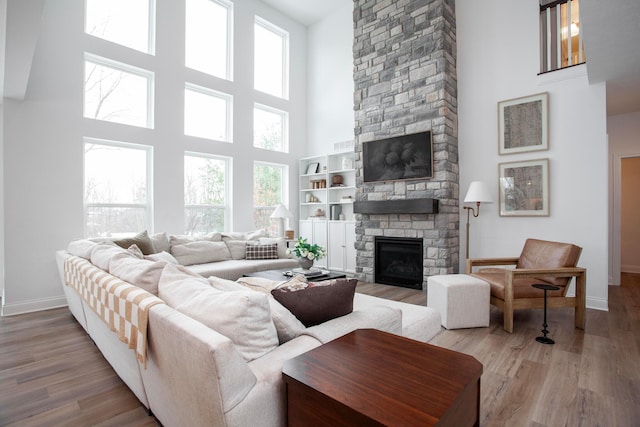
left=270, top=204, right=293, bottom=238
left=463, top=181, right=493, bottom=259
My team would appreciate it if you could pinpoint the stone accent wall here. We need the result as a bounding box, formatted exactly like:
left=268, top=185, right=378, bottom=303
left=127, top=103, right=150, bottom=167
left=353, top=0, right=459, bottom=288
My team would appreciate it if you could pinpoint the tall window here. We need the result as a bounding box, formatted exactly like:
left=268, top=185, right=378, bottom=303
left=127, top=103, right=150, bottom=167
left=84, top=55, right=154, bottom=128
left=85, top=0, right=155, bottom=54
left=84, top=139, right=152, bottom=237
left=184, top=84, right=232, bottom=142
left=185, top=0, right=232, bottom=79
left=254, top=103, right=288, bottom=152
left=254, top=17, right=289, bottom=99
left=540, top=0, right=585, bottom=73
left=184, top=153, right=230, bottom=234
left=253, top=162, right=287, bottom=235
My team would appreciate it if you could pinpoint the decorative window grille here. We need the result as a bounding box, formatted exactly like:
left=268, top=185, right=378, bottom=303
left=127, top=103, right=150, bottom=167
left=540, top=0, right=586, bottom=73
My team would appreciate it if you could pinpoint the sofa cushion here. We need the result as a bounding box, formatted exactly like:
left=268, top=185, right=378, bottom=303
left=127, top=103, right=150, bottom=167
left=236, top=275, right=308, bottom=343
left=225, top=240, right=252, bottom=260
left=271, top=278, right=358, bottom=327
left=90, top=243, right=129, bottom=271
left=145, top=251, right=179, bottom=264
left=112, top=230, right=156, bottom=255
left=169, top=232, right=222, bottom=247
left=245, top=243, right=278, bottom=260
left=159, top=264, right=279, bottom=362
left=150, top=231, right=170, bottom=253
left=171, top=241, right=231, bottom=266
left=109, top=253, right=166, bottom=295
left=67, top=239, right=98, bottom=259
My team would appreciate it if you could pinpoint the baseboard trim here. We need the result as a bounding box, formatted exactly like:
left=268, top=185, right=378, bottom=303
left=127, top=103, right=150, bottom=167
left=1, top=295, right=68, bottom=316
left=586, top=296, right=608, bottom=312
left=621, top=265, right=640, bottom=274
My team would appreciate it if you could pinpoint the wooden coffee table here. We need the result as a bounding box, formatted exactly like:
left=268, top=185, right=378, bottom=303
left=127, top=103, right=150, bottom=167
left=242, top=268, right=346, bottom=282
left=282, top=329, right=483, bottom=427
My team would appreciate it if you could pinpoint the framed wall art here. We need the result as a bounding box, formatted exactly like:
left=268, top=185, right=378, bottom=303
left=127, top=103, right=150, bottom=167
left=498, top=158, right=549, bottom=216
left=363, top=131, right=433, bottom=183
left=498, top=92, right=549, bottom=155
left=305, top=162, right=319, bottom=175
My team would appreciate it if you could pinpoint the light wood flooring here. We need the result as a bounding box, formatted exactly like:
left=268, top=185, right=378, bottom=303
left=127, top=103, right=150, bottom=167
left=1, top=273, right=639, bottom=426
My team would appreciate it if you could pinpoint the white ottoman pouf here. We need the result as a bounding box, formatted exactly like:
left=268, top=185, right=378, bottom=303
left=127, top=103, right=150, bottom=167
left=427, top=274, right=490, bottom=329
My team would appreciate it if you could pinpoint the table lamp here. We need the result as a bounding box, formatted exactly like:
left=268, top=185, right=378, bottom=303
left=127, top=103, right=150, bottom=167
left=270, top=204, right=293, bottom=238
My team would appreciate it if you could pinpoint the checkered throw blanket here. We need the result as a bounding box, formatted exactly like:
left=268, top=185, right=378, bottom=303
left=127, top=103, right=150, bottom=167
left=64, top=256, right=164, bottom=367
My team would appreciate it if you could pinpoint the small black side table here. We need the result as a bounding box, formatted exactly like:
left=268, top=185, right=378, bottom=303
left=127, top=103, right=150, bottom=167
left=532, top=283, right=560, bottom=344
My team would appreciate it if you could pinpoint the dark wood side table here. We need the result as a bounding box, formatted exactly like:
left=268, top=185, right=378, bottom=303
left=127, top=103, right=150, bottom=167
left=282, top=329, right=483, bottom=427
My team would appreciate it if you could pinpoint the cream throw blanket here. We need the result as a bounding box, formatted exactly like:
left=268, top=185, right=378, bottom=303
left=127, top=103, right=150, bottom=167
left=64, top=256, right=164, bottom=367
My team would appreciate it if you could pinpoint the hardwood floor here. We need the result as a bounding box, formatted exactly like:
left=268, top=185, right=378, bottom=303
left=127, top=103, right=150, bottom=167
left=1, top=275, right=638, bottom=426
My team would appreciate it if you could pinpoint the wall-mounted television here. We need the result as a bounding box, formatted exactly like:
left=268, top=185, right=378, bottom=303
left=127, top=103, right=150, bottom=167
left=363, top=131, right=433, bottom=183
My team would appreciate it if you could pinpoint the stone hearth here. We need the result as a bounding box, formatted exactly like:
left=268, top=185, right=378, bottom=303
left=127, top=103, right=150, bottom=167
left=353, top=0, right=459, bottom=289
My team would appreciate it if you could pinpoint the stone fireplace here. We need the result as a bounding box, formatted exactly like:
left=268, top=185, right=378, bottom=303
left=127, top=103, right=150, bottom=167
left=353, top=0, right=459, bottom=289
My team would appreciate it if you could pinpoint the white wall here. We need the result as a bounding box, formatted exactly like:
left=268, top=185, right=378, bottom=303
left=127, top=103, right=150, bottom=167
left=608, top=111, right=640, bottom=280
left=307, top=3, right=354, bottom=155
left=456, top=0, right=609, bottom=310
left=1, top=0, right=307, bottom=315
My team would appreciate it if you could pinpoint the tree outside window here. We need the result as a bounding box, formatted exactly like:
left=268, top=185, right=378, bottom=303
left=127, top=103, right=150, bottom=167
left=185, top=154, right=230, bottom=234
left=254, top=103, right=287, bottom=152
left=84, top=140, right=151, bottom=237
left=254, top=162, right=286, bottom=236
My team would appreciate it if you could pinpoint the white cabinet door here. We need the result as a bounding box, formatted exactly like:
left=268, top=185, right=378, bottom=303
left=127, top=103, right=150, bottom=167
left=328, top=221, right=346, bottom=271
left=344, top=221, right=356, bottom=273
left=299, top=220, right=313, bottom=243
left=327, top=221, right=356, bottom=273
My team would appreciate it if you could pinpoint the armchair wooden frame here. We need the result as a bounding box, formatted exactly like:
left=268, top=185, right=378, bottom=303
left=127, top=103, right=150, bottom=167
left=466, top=257, right=586, bottom=333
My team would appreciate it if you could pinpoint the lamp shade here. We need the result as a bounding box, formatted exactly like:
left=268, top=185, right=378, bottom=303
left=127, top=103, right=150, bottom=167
left=464, top=181, right=493, bottom=203
left=270, top=204, right=293, bottom=219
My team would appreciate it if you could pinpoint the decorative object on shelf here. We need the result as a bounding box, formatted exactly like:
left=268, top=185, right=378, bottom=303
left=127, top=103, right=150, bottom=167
left=287, top=237, right=326, bottom=270
left=270, top=204, right=293, bottom=238
left=285, top=230, right=295, bottom=240
left=306, top=163, right=319, bottom=174
left=330, top=205, right=342, bottom=220
left=463, top=181, right=493, bottom=259
left=498, top=158, right=549, bottom=217
left=363, top=131, right=433, bottom=182
left=332, top=175, right=344, bottom=186
left=340, top=195, right=353, bottom=202
left=339, top=213, right=345, bottom=220
left=341, top=156, right=353, bottom=170
left=315, top=208, right=325, bottom=217
left=311, top=179, right=327, bottom=189
left=498, top=92, right=548, bottom=155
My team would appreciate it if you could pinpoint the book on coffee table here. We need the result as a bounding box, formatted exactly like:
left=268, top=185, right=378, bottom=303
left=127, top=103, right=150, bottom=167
left=285, top=268, right=329, bottom=278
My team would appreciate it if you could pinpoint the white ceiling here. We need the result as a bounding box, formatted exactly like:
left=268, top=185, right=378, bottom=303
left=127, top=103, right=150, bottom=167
left=262, top=0, right=640, bottom=116
left=260, top=0, right=350, bottom=26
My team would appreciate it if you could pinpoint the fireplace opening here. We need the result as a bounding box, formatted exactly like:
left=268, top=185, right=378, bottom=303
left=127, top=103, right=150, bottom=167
left=374, top=237, right=423, bottom=290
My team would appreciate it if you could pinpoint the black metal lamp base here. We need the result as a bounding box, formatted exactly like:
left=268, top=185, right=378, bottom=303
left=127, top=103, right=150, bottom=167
left=535, top=336, right=555, bottom=345
left=532, top=283, right=560, bottom=345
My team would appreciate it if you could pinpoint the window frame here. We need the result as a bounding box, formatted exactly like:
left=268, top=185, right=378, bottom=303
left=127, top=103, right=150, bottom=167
left=184, top=82, right=233, bottom=142
left=185, top=0, right=234, bottom=80
left=83, top=137, right=154, bottom=237
left=184, top=151, right=232, bottom=234
left=253, top=161, right=289, bottom=234
left=254, top=16, right=290, bottom=100
left=253, top=102, right=289, bottom=153
left=84, top=53, right=155, bottom=129
left=84, top=0, right=157, bottom=55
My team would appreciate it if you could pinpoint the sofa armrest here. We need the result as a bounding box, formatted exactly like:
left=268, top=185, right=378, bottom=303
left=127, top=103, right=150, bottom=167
left=142, top=304, right=258, bottom=427
left=301, top=305, right=402, bottom=344
left=466, top=257, right=519, bottom=273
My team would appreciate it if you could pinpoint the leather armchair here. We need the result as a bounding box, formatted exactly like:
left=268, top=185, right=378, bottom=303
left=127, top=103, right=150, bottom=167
left=465, top=238, right=586, bottom=333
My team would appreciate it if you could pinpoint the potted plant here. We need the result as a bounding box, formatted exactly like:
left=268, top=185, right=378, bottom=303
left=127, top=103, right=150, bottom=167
left=287, top=237, right=326, bottom=270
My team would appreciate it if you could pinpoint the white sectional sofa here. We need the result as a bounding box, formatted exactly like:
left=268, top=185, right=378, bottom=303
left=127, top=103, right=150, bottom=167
left=56, top=230, right=442, bottom=427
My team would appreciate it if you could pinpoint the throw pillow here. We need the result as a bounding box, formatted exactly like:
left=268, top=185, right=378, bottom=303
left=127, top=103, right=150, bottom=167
left=145, top=251, right=179, bottom=264
left=258, top=237, right=289, bottom=258
left=225, top=240, right=253, bottom=260
left=67, top=239, right=98, bottom=259
left=159, top=264, right=279, bottom=362
left=149, top=232, right=170, bottom=253
left=170, top=241, right=231, bottom=265
left=90, top=243, right=129, bottom=271
left=108, top=253, right=166, bottom=295
left=127, top=244, right=144, bottom=259
left=113, top=230, right=156, bottom=255
left=271, top=278, right=358, bottom=327
left=245, top=243, right=278, bottom=260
